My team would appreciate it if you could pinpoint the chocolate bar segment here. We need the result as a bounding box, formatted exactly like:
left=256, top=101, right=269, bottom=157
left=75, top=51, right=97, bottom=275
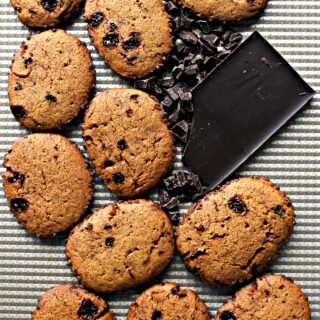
left=183, top=32, right=315, bottom=189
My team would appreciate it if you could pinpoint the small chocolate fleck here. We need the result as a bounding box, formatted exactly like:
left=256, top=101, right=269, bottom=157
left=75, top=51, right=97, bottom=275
left=14, top=83, right=22, bottom=91
left=87, top=12, right=104, bottom=27
left=102, top=34, right=119, bottom=47
left=40, top=0, right=56, bottom=12
left=45, top=94, right=57, bottom=103
left=122, top=32, right=140, bottom=51
left=109, top=22, right=117, bottom=32
left=24, top=57, right=33, bottom=65
left=272, top=205, right=285, bottom=218
left=78, top=299, right=98, bottom=319
left=11, top=105, right=26, bottom=119
left=117, top=139, right=127, bottom=150
left=10, top=198, right=29, bottom=214
left=8, top=172, right=25, bottom=185
left=220, top=311, right=237, bottom=320
left=171, top=288, right=187, bottom=298
left=130, top=94, right=139, bottom=100
left=228, top=196, right=247, bottom=214
left=105, top=237, right=114, bottom=247
left=103, top=160, right=114, bottom=168
left=126, top=108, right=133, bottom=117
left=112, top=172, right=125, bottom=184
left=152, top=310, right=162, bottom=320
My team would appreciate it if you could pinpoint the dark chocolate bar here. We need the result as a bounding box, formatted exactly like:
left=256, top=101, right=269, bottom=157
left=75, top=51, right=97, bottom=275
left=183, top=31, right=315, bottom=189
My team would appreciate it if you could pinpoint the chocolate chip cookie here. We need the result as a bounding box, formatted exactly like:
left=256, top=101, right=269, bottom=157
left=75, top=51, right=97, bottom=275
left=8, top=29, right=95, bottom=131
left=215, top=274, right=311, bottom=320
left=65, top=199, right=175, bottom=293
left=178, top=0, right=269, bottom=21
left=2, top=133, right=93, bottom=237
left=82, top=88, right=175, bottom=198
left=176, top=177, right=295, bottom=286
left=84, top=0, right=172, bottom=78
left=32, top=284, right=114, bottom=320
left=10, top=0, right=84, bottom=28
left=127, top=282, right=210, bottom=320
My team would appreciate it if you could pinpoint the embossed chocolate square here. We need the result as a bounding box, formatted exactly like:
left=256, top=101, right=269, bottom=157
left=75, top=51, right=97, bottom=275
left=183, top=31, right=315, bottom=189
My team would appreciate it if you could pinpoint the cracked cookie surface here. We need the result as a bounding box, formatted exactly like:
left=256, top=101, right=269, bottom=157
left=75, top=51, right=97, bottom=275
left=32, top=284, right=114, bottom=320
left=127, top=282, right=210, bottom=320
left=84, top=0, right=172, bottom=78
left=82, top=88, right=175, bottom=198
left=65, top=199, right=175, bottom=293
left=176, top=177, right=295, bottom=286
left=10, top=0, right=84, bottom=28
left=8, top=29, right=95, bottom=131
left=178, top=0, right=268, bottom=21
left=215, top=274, right=311, bottom=320
left=2, top=133, right=93, bottom=237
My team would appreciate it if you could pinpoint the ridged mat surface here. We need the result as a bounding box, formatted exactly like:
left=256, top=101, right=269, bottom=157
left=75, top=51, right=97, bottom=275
left=0, top=0, right=319, bottom=319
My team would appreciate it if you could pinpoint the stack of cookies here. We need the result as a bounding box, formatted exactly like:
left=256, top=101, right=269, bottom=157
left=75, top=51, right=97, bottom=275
left=3, top=0, right=312, bottom=319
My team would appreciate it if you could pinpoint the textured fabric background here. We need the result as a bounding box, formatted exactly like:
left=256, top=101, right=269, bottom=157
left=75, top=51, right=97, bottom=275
left=0, top=0, right=319, bottom=319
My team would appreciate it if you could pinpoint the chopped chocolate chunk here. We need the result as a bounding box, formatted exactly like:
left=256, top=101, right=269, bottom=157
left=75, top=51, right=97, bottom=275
left=168, top=210, right=179, bottom=222
left=228, top=196, right=247, bottom=214
left=179, top=31, right=198, bottom=45
left=162, top=197, right=179, bottom=210
left=162, top=96, right=173, bottom=109
left=165, top=1, right=179, bottom=15
left=152, top=310, right=162, bottom=320
left=172, top=64, right=184, bottom=80
left=102, top=34, right=119, bottom=47
left=40, top=0, right=56, bottom=12
left=228, top=32, right=243, bottom=43
left=160, top=76, right=175, bottom=88
left=166, top=88, right=180, bottom=102
left=45, top=94, right=57, bottom=103
left=117, top=139, right=127, bottom=150
left=184, top=65, right=198, bottom=76
left=14, top=83, right=22, bottom=91
left=10, top=198, right=29, bottom=214
left=112, top=172, right=125, bottom=184
left=220, top=311, right=237, bottom=320
left=24, top=57, right=33, bottom=65
left=122, top=32, right=140, bottom=51
left=105, top=237, right=114, bottom=247
left=201, top=34, right=220, bottom=48
left=87, top=12, right=104, bottom=27
left=171, top=120, right=189, bottom=143
left=78, top=299, right=98, bottom=319
left=195, top=20, right=211, bottom=33
left=272, top=205, right=285, bottom=218
left=8, top=172, right=25, bottom=185
left=11, top=105, right=26, bottom=119
left=109, top=22, right=117, bottom=32
left=223, top=41, right=239, bottom=51
left=134, top=76, right=155, bottom=91
left=158, top=188, right=170, bottom=205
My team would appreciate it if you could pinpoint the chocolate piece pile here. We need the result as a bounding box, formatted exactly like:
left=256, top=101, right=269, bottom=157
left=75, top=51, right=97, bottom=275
left=133, top=1, right=243, bottom=222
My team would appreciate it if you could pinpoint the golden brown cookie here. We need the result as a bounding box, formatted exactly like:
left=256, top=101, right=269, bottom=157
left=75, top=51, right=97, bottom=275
left=84, top=0, right=172, bottom=78
left=176, top=177, right=295, bottom=286
left=178, top=0, right=269, bottom=21
left=8, top=29, right=95, bottom=131
left=127, top=282, right=210, bottom=320
left=82, top=88, right=175, bottom=198
left=32, top=284, right=114, bottom=320
left=2, top=133, right=93, bottom=237
left=65, top=199, right=175, bottom=293
left=10, top=0, right=84, bottom=28
left=215, top=274, right=311, bottom=320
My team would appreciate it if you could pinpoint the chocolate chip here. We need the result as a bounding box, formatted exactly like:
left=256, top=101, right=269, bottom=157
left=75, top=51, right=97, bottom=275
left=130, top=94, right=139, bottom=100
left=10, top=198, right=29, bottom=214
left=220, top=311, right=237, bottom=320
left=45, top=94, right=57, bottom=103
left=40, top=0, right=56, bottom=12
left=78, top=299, right=98, bottom=319
left=273, top=205, right=285, bottom=218
left=8, top=172, right=25, bottom=185
left=11, top=105, right=26, bottom=119
left=103, top=160, right=114, bottom=168
left=24, top=57, right=33, bottom=65
left=87, top=12, right=104, bottom=27
left=109, top=22, right=117, bottom=32
left=171, top=288, right=187, bottom=297
left=102, top=34, right=119, bottom=47
left=152, top=310, right=162, bottom=320
left=105, top=237, right=114, bottom=247
left=112, top=172, right=125, bottom=184
left=228, top=196, right=247, bottom=214
left=14, top=83, right=22, bottom=91
left=117, top=139, right=127, bottom=150
left=122, top=32, right=140, bottom=51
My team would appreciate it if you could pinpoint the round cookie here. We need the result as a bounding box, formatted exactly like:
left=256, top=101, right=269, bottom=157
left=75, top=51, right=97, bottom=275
left=84, top=0, right=172, bottom=78
left=82, top=88, right=175, bottom=198
left=178, top=0, right=269, bottom=22
left=127, top=282, right=210, bottom=320
left=215, top=274, right=311, bottom=320
left=2, top=133, right=93, bottom=237
left=8, top=29, right=95, bottom=131
left=10, top=0, right=84, bottom=28
left=176, top=177, right=295, bottom=286
left=65, top=199, right=175, bottom=293
left=32, top=284, right=114, bottom=320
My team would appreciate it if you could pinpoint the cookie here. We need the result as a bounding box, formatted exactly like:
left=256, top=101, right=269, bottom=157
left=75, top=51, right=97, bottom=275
left=127, top=282, right=210, bottom=320
left=10, top=0, right=84, bottom=28
left=65, top=199, right=175, bottom=293
left=2, top=133, right=93, bottom=237
left=8, top=29, right=95, bottom=131
left=32, top=284, right=114, bottom=320
left=215, top=274, right=311, bottom=320
left=176, top=177, right=295, bottom=286
left=82, top=88, right=175, bottom=198
left=178, top=0, right=268, bottom=21
left=83, top=0, right=172, bottom=78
